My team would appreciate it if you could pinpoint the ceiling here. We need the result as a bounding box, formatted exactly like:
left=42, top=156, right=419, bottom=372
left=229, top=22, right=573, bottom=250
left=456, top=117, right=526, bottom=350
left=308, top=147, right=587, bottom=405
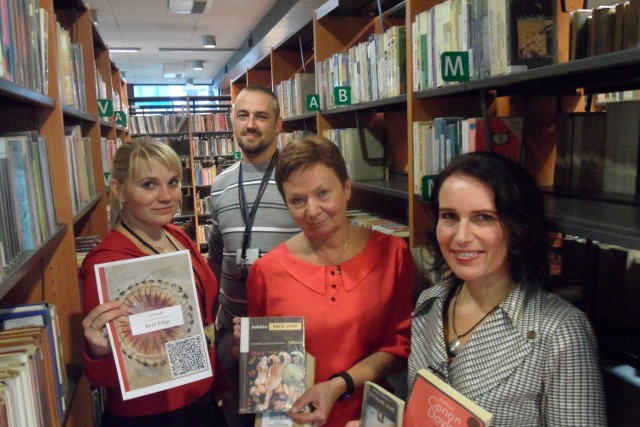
left=91, top=0, right=328, bottom=90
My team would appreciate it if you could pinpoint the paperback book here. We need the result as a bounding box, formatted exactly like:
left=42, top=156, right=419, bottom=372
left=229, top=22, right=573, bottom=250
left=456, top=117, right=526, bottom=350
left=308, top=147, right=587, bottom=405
left=95, top=250, right=212, bottom=400
left=404, top=369, right=492, bottom=427
left=239, top=316, right=306, bottom=414
left=360, top=381, right=404, bottom=427
left=254, top=353, right=315, bottom=427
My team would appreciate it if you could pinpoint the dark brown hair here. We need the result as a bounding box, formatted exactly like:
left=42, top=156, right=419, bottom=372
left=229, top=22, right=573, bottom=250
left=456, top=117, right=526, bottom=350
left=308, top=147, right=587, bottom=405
left=275, top=134, right=349, bottom=199
left=427, top=151, right=550, bottom=285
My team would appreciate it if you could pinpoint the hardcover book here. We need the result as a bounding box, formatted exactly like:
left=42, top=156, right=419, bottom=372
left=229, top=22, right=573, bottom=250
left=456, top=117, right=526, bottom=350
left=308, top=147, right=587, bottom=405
left=95, top=250, right=212, bottom=400
left=360, top=381, right=404, bottom=427
left=404, top=369, right=492, bottom=427
left=239, top=316, right=306, bottom=414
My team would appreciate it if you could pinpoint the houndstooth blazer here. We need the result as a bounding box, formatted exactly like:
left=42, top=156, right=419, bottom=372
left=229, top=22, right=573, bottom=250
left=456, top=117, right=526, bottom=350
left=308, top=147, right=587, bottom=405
left=408, top=277, right=607, bottom=426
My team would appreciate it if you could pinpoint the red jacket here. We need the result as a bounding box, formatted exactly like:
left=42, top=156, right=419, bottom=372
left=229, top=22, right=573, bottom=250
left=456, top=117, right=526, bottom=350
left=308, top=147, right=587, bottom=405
left=80, top=224, right=220, bottom=417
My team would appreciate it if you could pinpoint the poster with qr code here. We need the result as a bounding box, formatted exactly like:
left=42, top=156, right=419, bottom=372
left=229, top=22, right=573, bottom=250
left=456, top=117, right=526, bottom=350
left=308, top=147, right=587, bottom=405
left=95, top=250, right=212, bottom=400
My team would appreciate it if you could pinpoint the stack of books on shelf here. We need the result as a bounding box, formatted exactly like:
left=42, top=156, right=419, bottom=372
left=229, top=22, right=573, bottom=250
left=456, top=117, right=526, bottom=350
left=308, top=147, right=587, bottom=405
left=274, top=72, right=316, bottom=118
left=412, top=0, right=555, bottom=90
left=322, top=127, right=385, bottom=181
left=317, top=25, right=406, bottom=109
left=65, top=125, right=96, bottom=214
left=554, top=100, right=640, bottom=195
left=0, top=132, right=57, bottom=280
left=130, top=113, right=189, bottom=135
left=190, top=112, right=232, bottom=132
left=192, top=135, right=236, bottom=157
left=413, top=116, right=523, bottom=197
left=164, top=136, right=191, bottom=157
left=348, top=210, right=409, bottom=238
left=0, top=303, right=69, bottom=426
left=569, top=1, right=640, bottom=61
left=277, top=130, right=313, bottom=148
left=193, top=158, right=217, bottom=186
left=75, top=235, right=101, bottom=268
left=0, top=0, right=49, bottom=95
left=100, top=137, right=121, bottom=184
left=95, top=68, right=108, bottom=102
left=56, top=23, right=87, bottom=111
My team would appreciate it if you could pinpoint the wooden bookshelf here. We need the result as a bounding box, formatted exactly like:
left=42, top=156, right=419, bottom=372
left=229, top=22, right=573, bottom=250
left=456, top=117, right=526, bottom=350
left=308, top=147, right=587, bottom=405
left=220, top=3, right=640, bottom=421
left=128, top=95, right=233, bottom=248
left=0, top=0, right=128, bottom=424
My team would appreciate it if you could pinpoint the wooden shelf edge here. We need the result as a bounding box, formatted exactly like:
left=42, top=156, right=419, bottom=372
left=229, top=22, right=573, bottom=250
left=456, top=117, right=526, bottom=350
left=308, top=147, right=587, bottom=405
left=0, top=224, right=67, bottom=300
left=72, top=192, right=103, bottom=224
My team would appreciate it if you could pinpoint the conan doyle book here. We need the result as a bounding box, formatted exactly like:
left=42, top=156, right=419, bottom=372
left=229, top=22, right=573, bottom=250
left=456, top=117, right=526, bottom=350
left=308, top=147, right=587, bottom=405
left=404, top=368, right=492, bottom=426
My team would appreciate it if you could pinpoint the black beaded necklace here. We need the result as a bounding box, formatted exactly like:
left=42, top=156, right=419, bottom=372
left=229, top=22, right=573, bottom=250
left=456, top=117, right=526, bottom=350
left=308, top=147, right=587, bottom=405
left=120, top=220, right=179, bottom=254
left=120, top=220, right=206, bottom=317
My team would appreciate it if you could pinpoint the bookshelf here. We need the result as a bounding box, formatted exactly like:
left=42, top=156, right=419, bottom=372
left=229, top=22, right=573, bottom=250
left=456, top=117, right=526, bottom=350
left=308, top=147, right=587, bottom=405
left=224, top=0, right=640, bottom=423
left=128, top=95, right=234, bottom=250
left=0, top=0, right=128, bottom=424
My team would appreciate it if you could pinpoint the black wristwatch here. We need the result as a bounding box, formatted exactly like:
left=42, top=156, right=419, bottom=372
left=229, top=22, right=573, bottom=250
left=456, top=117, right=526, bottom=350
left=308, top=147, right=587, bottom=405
left=329, top=371, right=354, bottom=401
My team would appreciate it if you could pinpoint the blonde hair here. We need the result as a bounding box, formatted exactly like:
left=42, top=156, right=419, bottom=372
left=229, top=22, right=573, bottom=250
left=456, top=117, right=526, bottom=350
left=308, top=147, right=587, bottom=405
left=109, top=137, right=182, bottom=228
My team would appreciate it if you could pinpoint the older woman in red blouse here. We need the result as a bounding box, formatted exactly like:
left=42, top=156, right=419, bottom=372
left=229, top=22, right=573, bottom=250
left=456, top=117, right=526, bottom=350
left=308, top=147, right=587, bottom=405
left=246, top=135, right=413, bottom=427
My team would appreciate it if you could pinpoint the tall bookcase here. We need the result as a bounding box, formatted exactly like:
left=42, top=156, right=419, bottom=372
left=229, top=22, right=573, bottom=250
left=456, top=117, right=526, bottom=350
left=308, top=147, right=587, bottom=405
left=226, top=0, right=640, bottom=423
left=128, top=95, right=234, bottom=250
left=0, top=0, right=128, bottom=424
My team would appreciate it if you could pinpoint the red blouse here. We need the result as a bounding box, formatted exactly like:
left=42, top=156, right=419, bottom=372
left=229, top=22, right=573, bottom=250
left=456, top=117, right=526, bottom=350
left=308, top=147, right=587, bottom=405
left=80, top=224, right=219, bottom=417
left=247, top=230, right=413, bottom=427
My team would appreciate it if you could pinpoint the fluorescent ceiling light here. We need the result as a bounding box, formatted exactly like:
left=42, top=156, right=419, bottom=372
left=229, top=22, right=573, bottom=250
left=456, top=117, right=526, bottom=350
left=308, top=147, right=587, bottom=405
left=158, top=47, right=234, bottom=52
left=168, top=0, right=213, bottom=14
left=192, top=60, right=204, bottom=70
left=202, top=35, right=216, bottom=48
left=163, top=63, right=185, bottom=78
left=110, top=47, right=141, bottom=53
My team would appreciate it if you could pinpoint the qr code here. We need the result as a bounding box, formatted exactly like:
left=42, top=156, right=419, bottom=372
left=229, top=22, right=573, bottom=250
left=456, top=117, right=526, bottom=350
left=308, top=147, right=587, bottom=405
left=166, top=335, right=207, bottom=377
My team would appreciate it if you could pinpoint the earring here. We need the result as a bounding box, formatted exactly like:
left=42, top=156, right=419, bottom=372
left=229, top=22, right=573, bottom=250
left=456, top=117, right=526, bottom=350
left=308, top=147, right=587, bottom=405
left=119, top=199, right=124, bottom=210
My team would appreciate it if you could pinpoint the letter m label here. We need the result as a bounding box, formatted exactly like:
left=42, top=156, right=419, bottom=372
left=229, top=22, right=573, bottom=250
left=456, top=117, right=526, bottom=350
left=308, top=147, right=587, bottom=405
left=441, top=52, right=470, bottom=82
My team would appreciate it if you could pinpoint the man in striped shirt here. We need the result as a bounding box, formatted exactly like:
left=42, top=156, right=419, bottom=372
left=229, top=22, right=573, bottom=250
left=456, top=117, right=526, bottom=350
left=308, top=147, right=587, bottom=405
left=208, top=86, right=299, bottom=427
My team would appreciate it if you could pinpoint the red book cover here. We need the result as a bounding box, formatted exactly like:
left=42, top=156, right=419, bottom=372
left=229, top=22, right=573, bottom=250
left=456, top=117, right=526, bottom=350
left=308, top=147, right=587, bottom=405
left=465, top=117, right=524, bottom=163
left=404, top=369, right=492, bottom=427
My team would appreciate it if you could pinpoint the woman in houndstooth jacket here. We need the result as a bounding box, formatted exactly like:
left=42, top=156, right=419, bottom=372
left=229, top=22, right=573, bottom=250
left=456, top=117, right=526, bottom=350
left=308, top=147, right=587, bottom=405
left=408, top=152, right=606, bottom=426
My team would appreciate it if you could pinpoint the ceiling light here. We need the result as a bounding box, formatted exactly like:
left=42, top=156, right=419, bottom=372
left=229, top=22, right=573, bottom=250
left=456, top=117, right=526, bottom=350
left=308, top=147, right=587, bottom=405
left=192, top=60, right=204, bottom=70
left=202, top=35, right=216, bottom=48
left=168, top=0, right=213, bottom=14
left=185, top=78, right=194, bottom=86
left=163, top=63, right=185, bottom=78
left=110, top=47, right=141, bottom=53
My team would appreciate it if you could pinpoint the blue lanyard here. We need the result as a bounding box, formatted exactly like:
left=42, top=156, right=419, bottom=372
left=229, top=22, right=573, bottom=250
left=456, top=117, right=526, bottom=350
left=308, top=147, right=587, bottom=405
left=237, top=150, right=278, bottom=260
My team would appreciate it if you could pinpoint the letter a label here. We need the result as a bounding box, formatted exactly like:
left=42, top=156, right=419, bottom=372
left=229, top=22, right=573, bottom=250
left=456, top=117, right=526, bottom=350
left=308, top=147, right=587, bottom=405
left=306, top=94, right=320, bottom=111
left=114, top=111, right=127, bottom=127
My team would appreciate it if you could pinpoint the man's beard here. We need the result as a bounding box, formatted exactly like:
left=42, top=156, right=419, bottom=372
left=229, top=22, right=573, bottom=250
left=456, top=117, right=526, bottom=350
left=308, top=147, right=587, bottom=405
left=237, top=133, right=270, bottom=155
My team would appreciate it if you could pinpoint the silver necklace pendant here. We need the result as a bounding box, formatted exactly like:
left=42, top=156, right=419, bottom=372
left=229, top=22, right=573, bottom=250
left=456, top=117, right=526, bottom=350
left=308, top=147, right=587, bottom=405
left=449, top=338, right=461, bottom=356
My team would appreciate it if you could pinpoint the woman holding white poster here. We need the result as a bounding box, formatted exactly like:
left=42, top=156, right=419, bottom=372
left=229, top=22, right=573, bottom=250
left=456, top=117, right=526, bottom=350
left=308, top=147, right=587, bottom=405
left=80, top=138, right=227, bottom=426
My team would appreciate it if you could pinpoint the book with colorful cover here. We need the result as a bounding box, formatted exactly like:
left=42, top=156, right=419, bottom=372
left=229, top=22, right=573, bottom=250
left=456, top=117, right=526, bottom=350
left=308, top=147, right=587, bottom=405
left=95, top=250, right=212, bottom=400
left=254, top=352, right=315, bottom=427
left=404, top=368, right=492, bottom=427
left=360, top=381, right=404, bottom=427
left=239, top=316, right=306, bottom=414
